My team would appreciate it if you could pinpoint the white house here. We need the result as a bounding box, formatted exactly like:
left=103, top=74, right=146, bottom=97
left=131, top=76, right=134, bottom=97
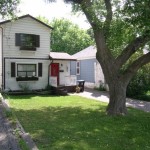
left=49, top=52, right=76, bottom=87
left=0, top=14, right=76, bottom=91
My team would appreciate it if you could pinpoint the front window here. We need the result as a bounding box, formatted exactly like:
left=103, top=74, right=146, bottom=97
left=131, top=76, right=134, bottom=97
left=76, top=61, right=80, bottom=75
left=17, top=64, right=36, bottom=77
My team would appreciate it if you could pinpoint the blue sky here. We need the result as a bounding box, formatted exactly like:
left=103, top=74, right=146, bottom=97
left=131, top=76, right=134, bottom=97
left=18, top=0, right=90, bottom=29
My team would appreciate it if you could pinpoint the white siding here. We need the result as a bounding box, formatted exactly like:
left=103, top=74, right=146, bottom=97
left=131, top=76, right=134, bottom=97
left=0, top=16, right=52, bottom=90
left=51, top=60, right=70, bottom=85
left=1, top=17, right=51, bottom=58
left=0, top=28, right=2, bottom=89
left=5, top=59, right=50, bottom=90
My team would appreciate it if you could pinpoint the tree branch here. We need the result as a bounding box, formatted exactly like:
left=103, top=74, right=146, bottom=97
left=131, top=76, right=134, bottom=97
left=115, top=31, right=150, bottom=69
left=80, top=0, right=115, bottom=71
left=103, top=0, right=112, bottom=35
left=80, top=0, right=102, bottom=29
left=122, top=52, right=150, bottom=84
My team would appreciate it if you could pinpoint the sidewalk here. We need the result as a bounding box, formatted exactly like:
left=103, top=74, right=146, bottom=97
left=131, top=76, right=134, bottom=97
left=72, top=88, right=150, bottom=112
left=0, top=103, right=21, bottom=150
left=0, top=93, right=38, bottom=150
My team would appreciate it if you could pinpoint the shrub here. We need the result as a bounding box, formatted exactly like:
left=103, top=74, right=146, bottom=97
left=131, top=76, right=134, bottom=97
left=127, top=64, right=150, bottom=98
left=45, top=84, right=52, bottom=90
left=96, top=81, right=106, bottom=91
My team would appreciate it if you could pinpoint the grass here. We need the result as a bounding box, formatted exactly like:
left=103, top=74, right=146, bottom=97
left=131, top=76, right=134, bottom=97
left=8, top=95, right=150, bottom=150
left=19, top=138, right=30, bottom=150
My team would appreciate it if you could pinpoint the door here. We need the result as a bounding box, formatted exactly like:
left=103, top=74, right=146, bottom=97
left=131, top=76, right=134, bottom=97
left=50, top=63, right=59, bottom=85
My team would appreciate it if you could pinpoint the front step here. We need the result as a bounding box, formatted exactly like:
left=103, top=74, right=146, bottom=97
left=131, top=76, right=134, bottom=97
left=52, top=86, right=68, bottom=96
left=57, top=88, right=68, bottom=96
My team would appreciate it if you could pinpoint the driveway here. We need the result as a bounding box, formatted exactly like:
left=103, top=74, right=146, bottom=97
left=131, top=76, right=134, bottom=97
left=72, top=88, right=150, bottom=112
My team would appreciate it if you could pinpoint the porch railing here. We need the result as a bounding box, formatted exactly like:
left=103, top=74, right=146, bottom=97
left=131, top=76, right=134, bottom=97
left=65, top=75, right=77, bottom=86
left=49, top=75, right=77, bottom=87
left=49, top=76, right=57, bottom=87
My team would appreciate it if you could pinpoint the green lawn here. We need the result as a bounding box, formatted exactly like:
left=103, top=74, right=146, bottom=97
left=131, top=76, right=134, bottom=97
left=8, top=95, right=150, bottom=150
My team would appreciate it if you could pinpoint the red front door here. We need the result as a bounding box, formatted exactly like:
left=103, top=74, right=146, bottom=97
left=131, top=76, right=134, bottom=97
left=50, top=63, right=59, bottom=85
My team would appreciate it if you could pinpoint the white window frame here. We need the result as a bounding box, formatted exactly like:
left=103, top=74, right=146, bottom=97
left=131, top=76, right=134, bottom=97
left=76, top=61, right=80, bottom=75
left=16, top=63, right=37, bottom=77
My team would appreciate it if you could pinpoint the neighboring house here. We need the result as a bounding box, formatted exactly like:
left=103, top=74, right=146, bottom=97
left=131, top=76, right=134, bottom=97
left=0, top=14, right=76, bottom=91
left=71, top=45, right=106, bottom=89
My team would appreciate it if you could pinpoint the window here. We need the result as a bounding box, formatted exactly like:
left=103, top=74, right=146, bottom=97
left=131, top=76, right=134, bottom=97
left=76, top=61, right=80, bottom=75
left=15, top=63, right=42, bottom=81
left=17, top=64, right=36, bottom=77
left=15, top=33, right=40, bottom=50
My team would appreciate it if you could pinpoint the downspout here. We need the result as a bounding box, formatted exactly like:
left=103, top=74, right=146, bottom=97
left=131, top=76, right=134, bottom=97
left=0, top=27, right=4, bottom=90
left=48, top=58, right=53, bottom=86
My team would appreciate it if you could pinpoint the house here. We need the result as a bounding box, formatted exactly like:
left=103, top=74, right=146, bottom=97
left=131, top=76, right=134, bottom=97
left=49, top=52, right=77, bottom=88
left=71, top=45, right=106, bottom=89
left=0, top=14, right=76, bottom=92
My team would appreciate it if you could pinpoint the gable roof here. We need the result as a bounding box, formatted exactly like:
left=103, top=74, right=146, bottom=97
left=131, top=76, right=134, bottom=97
left=50, top=52, right=76, bottom=61
left=72, top=45, right=96, bottom=60
left=0, top=14, right=53, bottom=29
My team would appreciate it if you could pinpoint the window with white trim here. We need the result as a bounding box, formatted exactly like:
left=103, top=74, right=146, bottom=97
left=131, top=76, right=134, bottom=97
left=17, top=64, right=36, bottom=77
left=76, top=61, right=80, bottom=75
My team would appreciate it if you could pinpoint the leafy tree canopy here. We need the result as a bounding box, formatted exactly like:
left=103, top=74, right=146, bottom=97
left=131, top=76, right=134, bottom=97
left=37, top=16, right=94, bottom=54
left=50, top=18, right=94, bottom=54
left=0, top=0, right=19, bottom=18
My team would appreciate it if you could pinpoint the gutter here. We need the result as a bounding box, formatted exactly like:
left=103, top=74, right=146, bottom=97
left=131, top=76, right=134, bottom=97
left=48, top=58, right=53, bottom=86
left=0, top=27, right=3, bottom=90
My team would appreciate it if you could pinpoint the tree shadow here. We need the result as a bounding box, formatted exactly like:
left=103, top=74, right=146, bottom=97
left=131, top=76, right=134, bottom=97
left=85, top=88, right=110, bottom=98
left=11, top=106, right=150, bottom=150
left=6, top=94, right=68, bottom=100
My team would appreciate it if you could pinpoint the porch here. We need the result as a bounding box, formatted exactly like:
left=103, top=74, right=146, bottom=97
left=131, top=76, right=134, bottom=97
left=49, top=52, right=77, bottom=93
left=49, top=75, right=77, bottom=93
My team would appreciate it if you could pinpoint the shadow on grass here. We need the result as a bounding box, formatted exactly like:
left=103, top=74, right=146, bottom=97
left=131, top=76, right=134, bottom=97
left=11, top=106, right=150, bottom=150
left=6, top=94, right=67, bottom=100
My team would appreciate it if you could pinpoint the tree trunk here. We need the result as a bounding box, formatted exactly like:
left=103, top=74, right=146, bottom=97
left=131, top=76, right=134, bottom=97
left=106, top=81, right=127, bottom=115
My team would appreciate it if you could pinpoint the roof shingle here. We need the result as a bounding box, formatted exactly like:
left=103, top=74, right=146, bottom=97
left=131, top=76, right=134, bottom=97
left=50, top=52, right=76, bottom=61
left=0, top=14, right=53, bottom=29
left=72, top=46, right=96, bottom=59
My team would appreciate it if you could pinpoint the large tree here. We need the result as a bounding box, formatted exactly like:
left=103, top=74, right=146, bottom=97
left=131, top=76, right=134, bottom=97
left=37, top=16, right=93, bottom=54
left=0, top=0, right=19, bottom=18
left=47, top=0, right=150, bottom=115
left=51, top=18, right=93, bottom=54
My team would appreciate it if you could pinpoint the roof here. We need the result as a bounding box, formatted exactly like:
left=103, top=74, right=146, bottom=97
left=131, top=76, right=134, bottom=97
left=49, top=52, right=76, bottom=61
left=0, top=14, right=53, bottom=29
left=72, top=45, right=97, bottom=60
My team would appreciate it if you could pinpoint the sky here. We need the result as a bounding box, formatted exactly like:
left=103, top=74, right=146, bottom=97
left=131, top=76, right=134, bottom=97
left=17, top=0, right=90, bottom=29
